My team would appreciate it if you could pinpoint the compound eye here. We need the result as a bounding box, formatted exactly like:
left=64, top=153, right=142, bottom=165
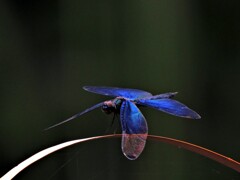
left=101, top=105, right=112, bottom=114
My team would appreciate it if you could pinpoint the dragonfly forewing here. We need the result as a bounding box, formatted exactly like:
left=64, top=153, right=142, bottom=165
left=83, top=86, right=152, bottom=100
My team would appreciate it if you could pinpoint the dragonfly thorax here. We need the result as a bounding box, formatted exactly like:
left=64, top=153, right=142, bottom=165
left=101, top=98, right=123, bottom=114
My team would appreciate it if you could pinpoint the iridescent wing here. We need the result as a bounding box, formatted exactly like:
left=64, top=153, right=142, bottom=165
left=144, top=92, right=178, bottom=100
left=83, top=86, right=152, bottom=100
left=120, top=100, right=148, bottom=160
left=45, top=102, right=104, bottom=130
left=137, top=99, right=201, bottom=119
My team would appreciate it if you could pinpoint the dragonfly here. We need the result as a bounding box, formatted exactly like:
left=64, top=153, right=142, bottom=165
left=46, top=86, right=201, bottom=160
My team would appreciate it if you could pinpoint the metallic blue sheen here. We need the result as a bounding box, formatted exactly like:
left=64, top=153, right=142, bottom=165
left=137, top=99, right=201, bottom=119
left=145, top=92, right=178, bottom=99
left=120, top=100, right=148, bottom=160
left=83, top=86, right=152, bottom=100
left=120, top=100, right=148, bottom=134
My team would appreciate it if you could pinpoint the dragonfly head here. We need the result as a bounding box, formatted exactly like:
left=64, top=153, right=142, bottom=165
left=101, top=104, right=115, bottom=114
left=101, top=99, right=122, bottom=114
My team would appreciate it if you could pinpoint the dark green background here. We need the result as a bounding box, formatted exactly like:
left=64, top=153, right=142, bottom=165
left=0, top=0, right=239, bottom=179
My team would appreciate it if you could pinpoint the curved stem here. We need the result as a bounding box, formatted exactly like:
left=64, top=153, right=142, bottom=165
left=1, top=134, right=239, bottom=180
left=147, top=135, right=240, bottom=172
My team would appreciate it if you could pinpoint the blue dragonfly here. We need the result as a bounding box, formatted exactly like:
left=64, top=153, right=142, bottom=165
left=46, top=86, right=201, bottom=160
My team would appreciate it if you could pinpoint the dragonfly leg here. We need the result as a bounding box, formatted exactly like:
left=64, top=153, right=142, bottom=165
left=105, top=113, right=117, bottom=134
left=113, top=113, right=119, bottom=134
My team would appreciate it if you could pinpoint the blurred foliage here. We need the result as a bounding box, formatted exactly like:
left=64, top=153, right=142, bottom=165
left=0, top=0, right=239, bottom=179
